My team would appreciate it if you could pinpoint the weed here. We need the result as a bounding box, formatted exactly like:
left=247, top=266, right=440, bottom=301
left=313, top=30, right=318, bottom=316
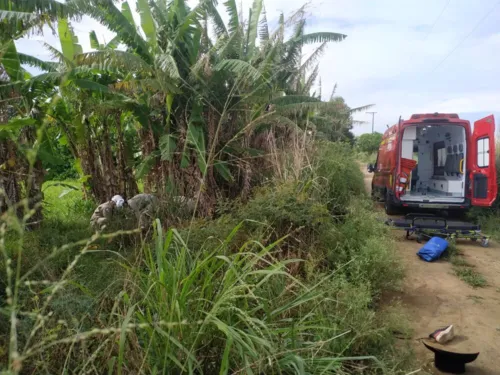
left=453, top=266, right=487, bottom=288
left=312, top=141, right=367, bottom=212
left=444, top=244, right=487, bottom=288
left=450, top=255, right=470, bottom=268
left=443, top=242, right=487, bottom=288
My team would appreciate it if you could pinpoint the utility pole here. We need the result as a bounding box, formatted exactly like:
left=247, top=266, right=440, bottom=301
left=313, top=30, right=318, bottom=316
left=366, top=111, right=377, bottom=133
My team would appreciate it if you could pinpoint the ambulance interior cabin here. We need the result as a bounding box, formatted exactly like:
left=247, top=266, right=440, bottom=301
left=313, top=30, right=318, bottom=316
left=400, top=125, right=466, bottom=203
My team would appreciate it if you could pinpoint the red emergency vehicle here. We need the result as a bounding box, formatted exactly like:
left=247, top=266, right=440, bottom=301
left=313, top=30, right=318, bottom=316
left=368, top=113, right=497, bottom=214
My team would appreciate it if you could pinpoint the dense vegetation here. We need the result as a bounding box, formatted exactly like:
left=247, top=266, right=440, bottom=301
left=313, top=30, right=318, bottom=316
left=356, top=133, right=382, bottom=155
left=0, top=143, right=413, bottom=374
left=0, top=0, right=368, bottom=216
left=0, top=0, right=414, bottom=374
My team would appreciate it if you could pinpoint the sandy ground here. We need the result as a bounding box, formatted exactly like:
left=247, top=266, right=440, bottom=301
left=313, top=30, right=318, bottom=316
left=362, top=165, right=500, bottom=374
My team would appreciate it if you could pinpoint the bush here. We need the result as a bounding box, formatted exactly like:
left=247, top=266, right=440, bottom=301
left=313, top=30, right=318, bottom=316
left=356, top=133, right=383, bottom=154
left=131, top=224, right=408, bottom=374
left=312, top=141, right=366, bottom=213
left=0, top=141, right=411, bottom=374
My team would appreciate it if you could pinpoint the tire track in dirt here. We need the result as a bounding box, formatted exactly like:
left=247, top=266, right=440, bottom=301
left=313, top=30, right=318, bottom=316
left=362, top=164, right=500, bottom=374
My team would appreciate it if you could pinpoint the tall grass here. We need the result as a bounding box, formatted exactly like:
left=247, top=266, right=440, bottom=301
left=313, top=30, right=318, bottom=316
left=133, top=223, right=381, bottom=374
left=0, top=141, right=413, bottom=374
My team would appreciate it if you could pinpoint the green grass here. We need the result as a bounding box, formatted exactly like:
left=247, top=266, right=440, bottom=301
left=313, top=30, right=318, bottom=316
left=450, top=256, right=470, bottom=267
left=444, top=242, right=487, bottom=288
left=453, top=266, right=487, bottom=288
left=0, top=145, right=415, bottom=374
left=475, top=214, right=500, bottom=242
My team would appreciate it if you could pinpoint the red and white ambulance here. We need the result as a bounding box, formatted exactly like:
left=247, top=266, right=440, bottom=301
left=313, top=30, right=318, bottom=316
left=368, top=113, right=497, bottom=214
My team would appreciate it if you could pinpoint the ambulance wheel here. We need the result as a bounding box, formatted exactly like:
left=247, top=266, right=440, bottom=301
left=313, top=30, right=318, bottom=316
left=481, top=238, right=489, bottom=248
left=384, top=192, right=399, bottom=216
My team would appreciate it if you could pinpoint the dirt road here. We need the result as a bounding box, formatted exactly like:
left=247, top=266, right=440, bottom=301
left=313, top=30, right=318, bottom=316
left=362, top=167, right=500, bottom=374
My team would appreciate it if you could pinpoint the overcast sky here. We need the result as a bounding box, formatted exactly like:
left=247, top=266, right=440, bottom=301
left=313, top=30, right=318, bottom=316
left=16, top=0, right=500, bottom=135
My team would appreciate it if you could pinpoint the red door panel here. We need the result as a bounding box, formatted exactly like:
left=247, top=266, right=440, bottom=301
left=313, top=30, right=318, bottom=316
left=471, top=115, right=497, bottom=207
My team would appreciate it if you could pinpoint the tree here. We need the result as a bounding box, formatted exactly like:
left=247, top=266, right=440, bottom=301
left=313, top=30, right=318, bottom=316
left=0, top=0, right=357, bottom=217
left=356, top=132, right=382, bottom=154
left=0, top=0, right=81, bottom=224
left=67, top=0, right=348, bottom=214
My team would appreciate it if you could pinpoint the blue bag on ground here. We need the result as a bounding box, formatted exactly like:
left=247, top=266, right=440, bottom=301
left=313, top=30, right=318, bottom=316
left=417, top=237, right=448, bottom=262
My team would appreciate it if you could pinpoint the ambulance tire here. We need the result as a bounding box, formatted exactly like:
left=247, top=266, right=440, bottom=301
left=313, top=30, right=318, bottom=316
left=384, top=191, right=399, bottom=216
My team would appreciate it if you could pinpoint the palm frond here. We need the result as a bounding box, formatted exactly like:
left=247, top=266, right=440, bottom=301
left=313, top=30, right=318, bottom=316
left=329, top=83, right=337, bottom=101
left=245, top=0, right=262, bottom=58
left=105, top=35, right=121, bottom=50
left=71, top=0, right=152, bottom=64
left=0, top=10, right=47, bottom=38
left=224, top=0, right=240, bottom=35
left=89, top=30, right=100, bottom=49
left=43, top=42, right=70, bottom=65
left=349, top=104, right=375, bottom=114
left=215, top=59, right=266, bottom=82
left=28, top=71, right=65, bottom=86
left=259, top=5, right=269, bottom=41
left=205, top=1, right=227, bottom=38
left=149, top=0, right=168, bottom=34
left=0, top=10, right=40, bottom=24
left=58, top=18, right=82, bottom=62
left=0, top=0, right=80, bottom=19
left=137, top=0, right=157, bottom=46
left=189, top=52, right=210, bottom=80
left=292, top=18, right=305, bottom=39
left=281, top=20, right=306, bottom=68
left=155, top=53, right=180, bottom=79
left=216, top=27, right=240, bottom=58
left=76, top=50, right=152, bottom=74
left=1, top=40, right=21, bottom=81
left=18, top=53, right=58, bottom=72
left=255, top=41, right=279, bottom=80
left=300, top=32, right=346, bottom=44
left=284, top=4, right=307, bottom=27
left=303, top=65, right=319, bottom=93
left=300, top=42, right=327, bottom=72
left=277, top=12, right=284, bottom=42
left=120, top=1, right=135, bottom=28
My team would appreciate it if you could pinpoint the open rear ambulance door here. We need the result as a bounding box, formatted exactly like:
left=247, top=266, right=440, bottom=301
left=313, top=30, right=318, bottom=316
left=471, top=115, right=497, bottom=207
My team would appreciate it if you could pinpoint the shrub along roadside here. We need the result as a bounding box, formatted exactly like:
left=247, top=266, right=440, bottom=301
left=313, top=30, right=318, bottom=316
left=129, top=142, right=410, bottom=373
left=0, top=142, right=413, bottom=374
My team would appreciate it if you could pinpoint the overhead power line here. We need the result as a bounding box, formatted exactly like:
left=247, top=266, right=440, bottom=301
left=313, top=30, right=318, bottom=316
left=399, top=1, right=451, bottom=81
left=423, top=0, right=451, bottom=42
left=431, top=0, right=500, bottom=72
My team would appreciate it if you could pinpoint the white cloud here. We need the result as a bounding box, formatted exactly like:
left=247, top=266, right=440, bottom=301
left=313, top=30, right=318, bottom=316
left=15, top=0, right=500, bottom=135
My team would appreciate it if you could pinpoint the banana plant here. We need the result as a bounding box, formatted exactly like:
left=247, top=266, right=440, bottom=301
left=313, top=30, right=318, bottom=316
left=0, top=0, right=354, bottom=215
